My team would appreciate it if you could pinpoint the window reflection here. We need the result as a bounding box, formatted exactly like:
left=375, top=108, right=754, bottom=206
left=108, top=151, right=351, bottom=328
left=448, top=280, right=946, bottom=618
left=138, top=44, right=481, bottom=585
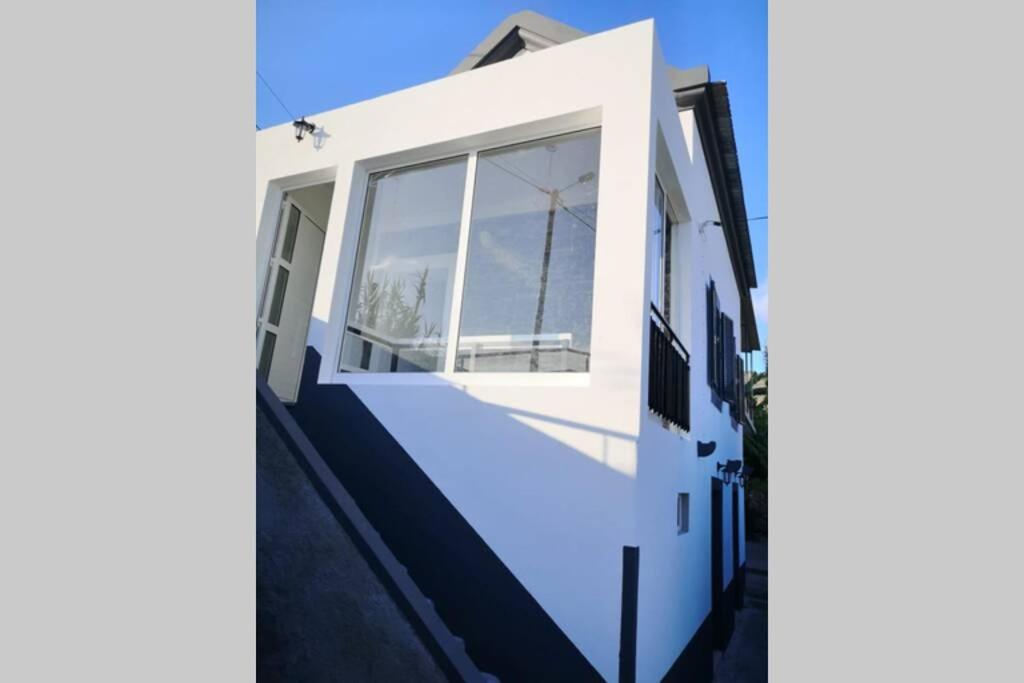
left=339, top=156, right=468, bottom=372
left=456, top=129, right=601, bottom=372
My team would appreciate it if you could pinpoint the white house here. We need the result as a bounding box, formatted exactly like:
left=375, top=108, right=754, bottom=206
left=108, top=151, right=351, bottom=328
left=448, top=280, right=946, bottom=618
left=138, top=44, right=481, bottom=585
left=255, top=11, right=760, bottom=683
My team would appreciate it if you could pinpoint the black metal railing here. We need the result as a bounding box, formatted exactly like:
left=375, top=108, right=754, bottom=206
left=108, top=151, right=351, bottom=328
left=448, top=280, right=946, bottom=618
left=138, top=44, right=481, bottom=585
left=648, top=304, right=690, bottom=432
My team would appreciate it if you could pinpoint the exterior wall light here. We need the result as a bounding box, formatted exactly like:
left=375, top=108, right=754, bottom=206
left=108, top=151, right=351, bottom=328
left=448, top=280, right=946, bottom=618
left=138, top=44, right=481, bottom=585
left=697, top=440, right=716, bottom=458
left=717, top=459, right=743, bottom=483
left=293, top=117, right=316, bottom=142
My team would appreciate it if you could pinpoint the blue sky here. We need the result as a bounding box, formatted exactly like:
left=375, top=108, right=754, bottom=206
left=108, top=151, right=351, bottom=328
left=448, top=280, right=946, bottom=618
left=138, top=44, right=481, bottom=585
left=257, top=0, right=768, bottom=370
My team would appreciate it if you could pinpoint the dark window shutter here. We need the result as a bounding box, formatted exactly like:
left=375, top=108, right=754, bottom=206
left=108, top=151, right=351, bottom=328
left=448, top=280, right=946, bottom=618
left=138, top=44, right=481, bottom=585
left=716, top=311, right=725, bottom=396
left=736, top=355, right=744, bottom=416
left=706, top=281, right=715, bottom=390
left=722, top=315, right=735, bottom=401
left=724, top=316, right=730, bottom=399
left=730, top=319, right=736, bottom=400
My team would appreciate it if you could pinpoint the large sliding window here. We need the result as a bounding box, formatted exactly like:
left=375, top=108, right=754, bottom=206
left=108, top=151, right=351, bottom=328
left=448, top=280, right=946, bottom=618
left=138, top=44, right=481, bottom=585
left=339, top=128, right=601, bottom=375
left=339, top=157, right=468, bottom=373
left=457, top=129, right=600, bottom=372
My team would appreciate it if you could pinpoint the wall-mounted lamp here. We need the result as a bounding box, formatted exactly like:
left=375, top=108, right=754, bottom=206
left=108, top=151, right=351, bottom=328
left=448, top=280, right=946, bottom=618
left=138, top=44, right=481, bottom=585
left=293, top=117, right=316, bottom=142
left=716, top=459, right=743, bottom=483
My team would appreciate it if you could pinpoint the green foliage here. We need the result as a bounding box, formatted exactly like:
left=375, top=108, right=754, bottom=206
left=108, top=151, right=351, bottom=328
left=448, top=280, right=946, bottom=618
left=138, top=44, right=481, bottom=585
left=354, top=267, right=440, bottom=341
left=743, top=370, right=768, bottom=538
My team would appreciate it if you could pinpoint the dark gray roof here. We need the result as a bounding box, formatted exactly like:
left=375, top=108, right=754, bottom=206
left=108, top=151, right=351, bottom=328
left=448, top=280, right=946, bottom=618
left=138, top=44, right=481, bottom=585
left=454, top=12, right=760, bottom=350
left=449, top=11, right=586, bottom=75
left=675, top=79, right=760, bottom=350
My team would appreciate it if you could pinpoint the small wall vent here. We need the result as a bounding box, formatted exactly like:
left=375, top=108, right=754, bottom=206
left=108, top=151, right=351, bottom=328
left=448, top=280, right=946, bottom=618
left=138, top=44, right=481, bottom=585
left=677, top=493, right=690, bottom=534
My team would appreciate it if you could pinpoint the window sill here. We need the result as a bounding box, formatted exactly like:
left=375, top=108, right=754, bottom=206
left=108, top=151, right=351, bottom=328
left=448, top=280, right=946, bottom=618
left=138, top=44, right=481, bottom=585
left=327, top=372, right=591, bottom=388
left=646, top=411, right=692, bottom=439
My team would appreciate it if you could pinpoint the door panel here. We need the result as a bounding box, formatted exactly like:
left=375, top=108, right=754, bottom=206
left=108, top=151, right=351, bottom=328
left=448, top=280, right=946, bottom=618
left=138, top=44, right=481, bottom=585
left=268, top=214, right=323, bottom=401
left=257, top=198, right=326, bottom=403
left=732, top=483, right=743, bottom=609
left=711, top=479, right=723, bottom=647
left=711, top=477, right=734, bottom=650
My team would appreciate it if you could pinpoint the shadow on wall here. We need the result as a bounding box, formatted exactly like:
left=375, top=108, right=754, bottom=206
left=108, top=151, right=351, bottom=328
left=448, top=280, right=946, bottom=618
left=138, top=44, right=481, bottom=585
left=312, top=127, right=331, bottom=151
left=285, top=347, right=634, bottom=682
left=306, top=317, right=329, bottom=355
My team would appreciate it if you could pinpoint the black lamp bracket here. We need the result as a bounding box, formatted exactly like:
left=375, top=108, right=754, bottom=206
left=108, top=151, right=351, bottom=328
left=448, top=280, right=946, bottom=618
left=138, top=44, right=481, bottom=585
left=293, top=117, right=316, bottom=141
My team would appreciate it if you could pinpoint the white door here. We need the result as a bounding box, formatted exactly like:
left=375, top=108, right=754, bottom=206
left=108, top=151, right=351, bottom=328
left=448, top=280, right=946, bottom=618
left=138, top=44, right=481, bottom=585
left=257, top=197, right=325, bottom=402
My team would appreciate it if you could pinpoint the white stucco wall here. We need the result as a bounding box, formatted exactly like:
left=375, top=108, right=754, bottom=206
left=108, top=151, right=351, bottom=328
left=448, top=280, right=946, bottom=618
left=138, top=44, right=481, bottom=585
left=255, top=18, right=750, bottom=682
left=631, top=36, right=747, bottom=682
left=257, top=21, right=660, bottom=680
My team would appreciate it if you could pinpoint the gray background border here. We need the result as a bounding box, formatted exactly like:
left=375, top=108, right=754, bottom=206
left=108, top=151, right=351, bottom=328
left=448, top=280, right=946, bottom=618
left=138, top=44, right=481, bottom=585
left=1, top=1, right=1020, bottom=680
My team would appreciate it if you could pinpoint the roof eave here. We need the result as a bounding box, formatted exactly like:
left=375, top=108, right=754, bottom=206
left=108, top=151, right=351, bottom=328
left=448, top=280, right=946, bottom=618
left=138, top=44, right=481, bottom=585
left=676, top=80, right=761, bottom=351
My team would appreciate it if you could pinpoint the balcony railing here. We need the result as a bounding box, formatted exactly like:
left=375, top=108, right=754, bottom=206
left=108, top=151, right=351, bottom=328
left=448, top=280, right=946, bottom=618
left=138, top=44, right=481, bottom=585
left=648, top=304, right=690, bottom=432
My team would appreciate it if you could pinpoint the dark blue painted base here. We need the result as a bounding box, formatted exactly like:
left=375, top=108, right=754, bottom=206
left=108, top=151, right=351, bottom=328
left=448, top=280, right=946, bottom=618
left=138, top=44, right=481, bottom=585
left=715, top=579, right=737, bottom=651
left=735, top=564, right=746, bottom=610
left=660, top=611, right=714, bottom=683
left=288, top=349, right=603, bottom=683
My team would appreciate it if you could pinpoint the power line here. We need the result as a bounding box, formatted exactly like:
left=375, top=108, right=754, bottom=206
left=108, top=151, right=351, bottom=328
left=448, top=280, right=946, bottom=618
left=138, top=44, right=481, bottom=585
left=555, top=201, right=596, bottom=232
left=747, top=216, right=768, bottom=221
left=480, top=156, right=597, bottom=232
left=481, top=156, right=546, bottom=194
left=257, top=70, right=296, bottom=120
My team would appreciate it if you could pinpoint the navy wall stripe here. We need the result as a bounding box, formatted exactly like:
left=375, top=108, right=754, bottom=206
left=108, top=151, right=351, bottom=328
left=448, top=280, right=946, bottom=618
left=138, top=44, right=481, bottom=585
left=288, top=348, right=603, bottom=682
left=660, top=610, right=714, bottom=683
left=619, top=546, right=639, bottom=683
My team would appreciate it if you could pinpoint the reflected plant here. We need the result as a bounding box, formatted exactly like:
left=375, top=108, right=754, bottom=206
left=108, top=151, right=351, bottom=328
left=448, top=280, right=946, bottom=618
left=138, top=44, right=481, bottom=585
left=354, top=267, right=439, bottom=346
left=356, top=270, right=384, bottom=330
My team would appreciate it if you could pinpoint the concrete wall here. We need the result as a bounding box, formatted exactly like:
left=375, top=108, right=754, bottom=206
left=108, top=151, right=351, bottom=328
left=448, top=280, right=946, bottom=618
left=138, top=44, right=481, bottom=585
left=257, top=21, right=659, bottom=680
left=255, top=17, right=749, bottom=682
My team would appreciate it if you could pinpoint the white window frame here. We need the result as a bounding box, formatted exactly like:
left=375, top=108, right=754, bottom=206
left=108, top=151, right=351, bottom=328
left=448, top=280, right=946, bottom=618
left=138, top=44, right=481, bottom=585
left=651, top=175, right=680, bottom=324
left=677, top=492, right=690, bottom=535
left=330, top=125, right=602, bottom=387
left=650, top=178, right=666, bottom=315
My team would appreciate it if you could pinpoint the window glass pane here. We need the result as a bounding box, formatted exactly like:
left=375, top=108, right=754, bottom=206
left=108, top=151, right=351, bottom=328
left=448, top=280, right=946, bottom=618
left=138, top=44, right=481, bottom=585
left=457, top=129, right=600, bottom=373
left=258, top=331, right=277, bottom=379
left=267, top=266, right=289, bottom=326
left=281, top=205, right=301, bottom=262
left=650, top=179, right=666, bottom=313
left=339, top=156, right=468, bottom=373
left=662, top=195, right=673, bottom=323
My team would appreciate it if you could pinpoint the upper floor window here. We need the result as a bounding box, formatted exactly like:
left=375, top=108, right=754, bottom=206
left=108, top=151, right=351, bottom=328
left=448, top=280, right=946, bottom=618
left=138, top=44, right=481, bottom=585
left=457, top=129, right=600, bottom=372
left=339, top=129, right=601, bottom=374
left=650, top=178, right=674, bottom=322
